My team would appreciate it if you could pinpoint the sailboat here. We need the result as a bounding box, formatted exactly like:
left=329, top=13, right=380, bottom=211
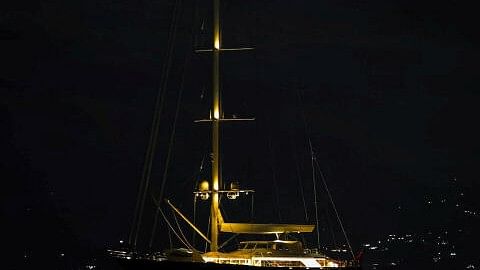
left=109, top=0, right=361, bottom=269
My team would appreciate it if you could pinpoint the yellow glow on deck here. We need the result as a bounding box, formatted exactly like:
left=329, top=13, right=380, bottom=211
left=327, top=261, right=339, bottom=267
left=213, top=109, right=220, bottom=120
left=214, top=38, right=220, bottom=50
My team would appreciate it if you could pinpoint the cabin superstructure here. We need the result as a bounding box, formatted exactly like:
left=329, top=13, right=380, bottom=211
left=201, top=240, right=346, bottom=268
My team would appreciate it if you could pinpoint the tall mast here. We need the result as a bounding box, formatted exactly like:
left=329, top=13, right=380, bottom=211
left=210, top=0, right=221, bottom=252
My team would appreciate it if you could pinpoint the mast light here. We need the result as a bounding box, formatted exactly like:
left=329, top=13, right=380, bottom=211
left=198, top=180, right=210, bottom=200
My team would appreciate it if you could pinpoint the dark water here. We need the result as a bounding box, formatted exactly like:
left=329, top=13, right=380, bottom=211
left=8, top=252, right=478, bottom=270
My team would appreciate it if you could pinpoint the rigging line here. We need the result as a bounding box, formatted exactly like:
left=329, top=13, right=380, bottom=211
left=179, top=154, right=209, bottom=190
left=295, top=87, right=320, bottom=224
left=192, top=152, right=206, bottom=247
left=148, top=33, right=190, bottom=249
left=296, top=98, right=353, bottom=261
left=289, top=125, right=309, bottom=223
left=168, top=221, right=173, bottom=249
left=294, top=85, right=320, bottom=248
left=323, top=206, right=338, bottom=249
left=192, top=194, right=197, bottom=246
left=295, top=86, right=312, bottom=149
left=158, top=206, right=194, bottom=251
left=193, top=153, right=206, bottom=188
left=309, top=140, right=321, bottom=250
left=151, top=196, right=197, bottom=252
left=149, top=0, right=201, bottom=248
left=190, top=153, right=209, bottom=201
left=199, top=152, right=206, bottom=172
left=172, top=207, right=198, bottom=251
left=283, top=85, right=308, bottom=222
left=129, top=0, right=182, bottom=248
left=314, top=157, right=355, bottom=260
left=219, top=234, right=239, bottom=250
left=204, top=215, right=210, bottom=253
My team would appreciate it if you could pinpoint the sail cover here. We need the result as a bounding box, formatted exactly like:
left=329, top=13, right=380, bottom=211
left=220, top=223, right=315, bottom=234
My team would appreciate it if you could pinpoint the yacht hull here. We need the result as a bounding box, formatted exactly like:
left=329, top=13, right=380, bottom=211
left=117, top=258, right=362, bottom=270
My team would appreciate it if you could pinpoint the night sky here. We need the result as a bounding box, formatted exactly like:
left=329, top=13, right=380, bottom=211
left=2, top=0, right=479, bottom=268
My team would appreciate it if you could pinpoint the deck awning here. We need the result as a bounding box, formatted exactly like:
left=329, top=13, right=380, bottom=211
left=220, top=223, right=315, bottom=234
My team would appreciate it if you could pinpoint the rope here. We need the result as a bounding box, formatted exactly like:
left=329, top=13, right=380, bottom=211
left=151, top=195, right=197, bottom=252
left=219, top=234, right=239, bottom=250
left=192, top=153, right=207, bottom=247
left=295, top=85, right=353, bottom=258
left=172, top=208, right=198, bottom=251
left=129, top=0, right=182, bottom=248
left=148, top=21, right=190, bottom=248
left=168, top=223, right=173, bottom=249
left=309, top=140, right=321, bottom=250
left=204, top=216, right=210, bottom=253
left=158, top=206, right=194, bottom=251
left=294, top=86, right=320, bottom=244
left=324, top=207, right=338, bottom=249
left=192, top=194, right=197, bottom=247
left=290, top=132, right=309, bottom=222
left=148, top=0, right=203, bottom=249
left=314, top=158, right=355, bottom=260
